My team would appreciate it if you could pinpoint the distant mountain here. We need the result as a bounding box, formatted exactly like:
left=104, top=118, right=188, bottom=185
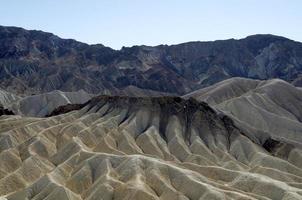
left=1, top=25, right=302, bottom=95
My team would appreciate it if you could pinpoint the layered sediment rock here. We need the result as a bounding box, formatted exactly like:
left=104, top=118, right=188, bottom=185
left=0, top=96, right=301, bottom=199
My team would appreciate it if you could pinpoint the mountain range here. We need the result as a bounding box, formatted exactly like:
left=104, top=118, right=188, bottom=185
left=1, top=25, right=302, bottom=95
left=1, top=25, right=302, bottom=200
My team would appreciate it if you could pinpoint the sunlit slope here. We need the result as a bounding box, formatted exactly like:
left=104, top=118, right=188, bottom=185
left=0, top=90, right=91, bottom=117
left=0, top=87, right=169, bottom=117
left=0, top=96, right=301, bottom=200
left=185, top=78, right=302, bottom=145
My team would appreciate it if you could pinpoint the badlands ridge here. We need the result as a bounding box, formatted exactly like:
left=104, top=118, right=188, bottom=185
left=0, top=78, right=301, bottom=199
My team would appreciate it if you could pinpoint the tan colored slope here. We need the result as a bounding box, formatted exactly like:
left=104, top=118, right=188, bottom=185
left=1, top=87, right=169, bottom=118
left=185, top=78, right=302, bottom=145
left=6, top=90, right=92, bottom=117
left=184, top=77, right=262, bottom=105
left=0, top=96, right=302, bottom=200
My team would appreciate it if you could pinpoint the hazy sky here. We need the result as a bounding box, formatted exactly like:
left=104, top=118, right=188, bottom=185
left=0, top=0, right=301, bottom=49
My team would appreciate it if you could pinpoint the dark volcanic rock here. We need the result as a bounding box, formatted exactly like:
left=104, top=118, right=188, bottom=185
left=1, top=25, right=302, bottom=95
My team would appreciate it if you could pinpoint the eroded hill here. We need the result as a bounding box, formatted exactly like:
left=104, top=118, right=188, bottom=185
left=185, top=78, right=302, bottom=145
left=0, top=96, right=301, bottom=200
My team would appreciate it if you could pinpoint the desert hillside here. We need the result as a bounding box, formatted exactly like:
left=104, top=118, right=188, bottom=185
left=0, top=95, right=301, bottom=200
left=185, top=78, right=302, bottom=145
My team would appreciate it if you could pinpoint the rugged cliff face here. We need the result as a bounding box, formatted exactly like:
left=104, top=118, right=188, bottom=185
left=1, top=25, right=302, bottom=95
